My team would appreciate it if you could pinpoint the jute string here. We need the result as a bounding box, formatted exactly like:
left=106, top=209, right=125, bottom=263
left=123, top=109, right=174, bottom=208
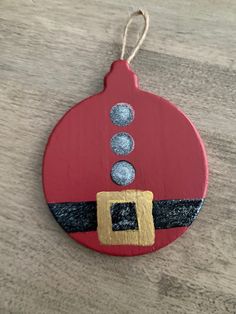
left=120, top=9, right=149, bottom=63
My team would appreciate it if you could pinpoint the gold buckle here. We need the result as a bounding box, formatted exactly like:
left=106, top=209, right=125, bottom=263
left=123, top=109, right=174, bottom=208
left=96, top=190, right=155, bottom=246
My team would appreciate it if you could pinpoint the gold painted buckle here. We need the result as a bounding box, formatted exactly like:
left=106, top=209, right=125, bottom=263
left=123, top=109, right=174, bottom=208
left=96, top=190, right=155, bottom=246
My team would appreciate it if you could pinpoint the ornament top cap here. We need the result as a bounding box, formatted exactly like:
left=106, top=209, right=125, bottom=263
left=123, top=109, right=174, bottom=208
left=104, top=60, right=139, bottom=91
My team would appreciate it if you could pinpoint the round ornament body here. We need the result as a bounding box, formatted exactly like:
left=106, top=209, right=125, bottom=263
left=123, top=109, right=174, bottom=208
left=43, top=60, right=208, bottom=256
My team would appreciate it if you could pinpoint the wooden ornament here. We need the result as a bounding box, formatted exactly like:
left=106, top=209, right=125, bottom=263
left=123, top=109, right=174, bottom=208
left=43, top=10, right=208, bottom=256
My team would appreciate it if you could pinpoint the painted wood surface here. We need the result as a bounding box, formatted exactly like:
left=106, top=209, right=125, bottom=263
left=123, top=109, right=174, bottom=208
left=0, top=0, right=236, bottom=313
left=43, top=60, right=208, bottom=255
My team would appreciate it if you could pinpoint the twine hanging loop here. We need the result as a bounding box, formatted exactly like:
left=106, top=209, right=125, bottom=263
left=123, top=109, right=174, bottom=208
left=120, top=9, right=149, bottom=63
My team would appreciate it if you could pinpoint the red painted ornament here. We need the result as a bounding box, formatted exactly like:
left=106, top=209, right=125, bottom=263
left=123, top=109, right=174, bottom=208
left=43, top=10, right=208, bottom=256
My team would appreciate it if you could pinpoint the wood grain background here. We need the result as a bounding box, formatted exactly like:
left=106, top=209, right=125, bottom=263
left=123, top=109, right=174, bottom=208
left=0, top=1, right=236, bottom=313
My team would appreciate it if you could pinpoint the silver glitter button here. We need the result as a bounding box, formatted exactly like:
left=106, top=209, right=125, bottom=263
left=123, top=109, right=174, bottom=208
left=111, top=161, right=135, bottom=186
left=110, top=132, right=134, bottom=155
left=110, top=103, right=134, bottom=126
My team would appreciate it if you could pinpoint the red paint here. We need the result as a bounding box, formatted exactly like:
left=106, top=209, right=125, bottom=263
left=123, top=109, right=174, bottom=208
left=69, top=227, right=187, bottom=256
left=43, top=60, right=208, bottom=256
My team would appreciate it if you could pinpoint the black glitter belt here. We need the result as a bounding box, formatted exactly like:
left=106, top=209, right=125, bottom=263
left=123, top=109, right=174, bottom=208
left=48, top=199, right=203, bottom=233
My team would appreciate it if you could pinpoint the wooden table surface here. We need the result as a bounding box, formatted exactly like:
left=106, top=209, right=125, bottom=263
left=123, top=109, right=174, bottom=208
left=0, top=1, right=236, bottom=313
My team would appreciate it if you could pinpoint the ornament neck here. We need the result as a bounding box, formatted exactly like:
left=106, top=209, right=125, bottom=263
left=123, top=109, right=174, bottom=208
left=104, top=60, right=139, bottom=92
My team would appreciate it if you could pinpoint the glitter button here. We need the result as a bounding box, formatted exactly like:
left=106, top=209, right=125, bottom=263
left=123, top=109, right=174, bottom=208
left=110, top=103, right=134, bottom=126
left=110, top=132, right=134, bottom=155
left=111, top=161, right=135, bottom=186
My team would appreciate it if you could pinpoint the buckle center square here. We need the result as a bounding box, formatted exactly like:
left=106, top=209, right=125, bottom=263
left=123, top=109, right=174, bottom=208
left=110, top=202, right=139, bottom=231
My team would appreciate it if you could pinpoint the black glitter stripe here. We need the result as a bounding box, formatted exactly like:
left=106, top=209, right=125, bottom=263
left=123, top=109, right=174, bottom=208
left=48, top=202, right=97, bottom=232
left=48, top=199, right=204, bottom=233
left=152, top=199, right=203, bottom=229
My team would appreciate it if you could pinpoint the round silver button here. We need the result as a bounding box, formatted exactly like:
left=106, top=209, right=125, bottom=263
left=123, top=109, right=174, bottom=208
left=111, top=161, right=135, bottom=186
left=110, top=103, right=134, bottom=126
left=110, top=132, right=134, bottom=155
